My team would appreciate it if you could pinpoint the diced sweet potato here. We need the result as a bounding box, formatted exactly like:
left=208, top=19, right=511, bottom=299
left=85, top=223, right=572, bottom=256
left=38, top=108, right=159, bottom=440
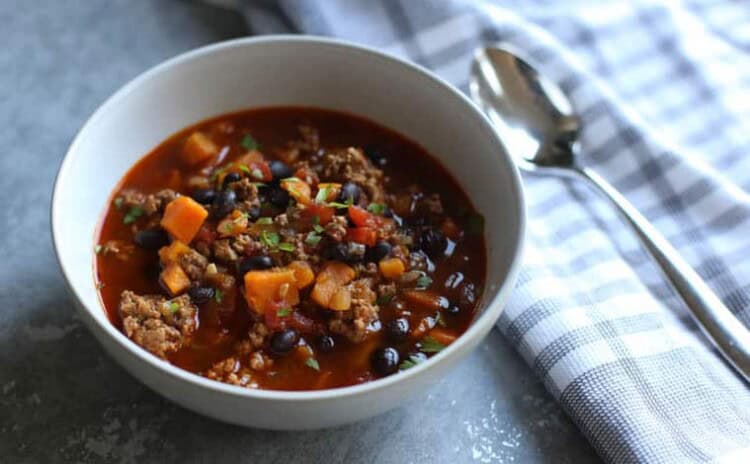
left=346, top=227, right=377, bottom=246
left=160, top=263, right=191, bottom=295
left=243, top=269, right=299, bottom=314
left=161, top=196, right=208, bottom=243
left=217, top=210, right=248, bottom=237
left=329, top=288, right=352, bottom=311
left=182, top=132, right=219, bottom=166
left=402, top=290, right=447, bottom=312
left=311, top=262, right=356, bottom=310
left=158, top=240, right=192, bottom=264
left=287, top=261, right=315, bottom=288
left=379, top=258, right=405, bottom=279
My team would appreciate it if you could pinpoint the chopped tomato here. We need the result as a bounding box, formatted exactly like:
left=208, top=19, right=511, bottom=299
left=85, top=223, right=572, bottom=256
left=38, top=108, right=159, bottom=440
left=348, top=205, right=377, bottom=227
left=294, top=166, right=319, bottom=186
left=346, top=227, right=377, bottom=246
left=302, top=203, right=335, bottom=225
left=245, top=161, right=272, bottom=182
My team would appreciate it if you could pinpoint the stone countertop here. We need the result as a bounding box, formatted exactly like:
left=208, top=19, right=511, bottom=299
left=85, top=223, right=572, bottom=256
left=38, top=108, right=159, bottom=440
left=0, top=1, right=600, bottom=462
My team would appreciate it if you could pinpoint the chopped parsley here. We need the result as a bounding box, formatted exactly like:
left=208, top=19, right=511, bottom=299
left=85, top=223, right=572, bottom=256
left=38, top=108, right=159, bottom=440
left=376, top=293, right=394, bottom=306
left=311, top=216, right=324, bottom=233
left=278, top=242, right=295, bottom=252
left=399, top=354, right=425, bottom=371
left=240, top=134, right=259, bottom=151
left=466, top=213, right=485, bottom=235
left=305, top=231, right=322, bottom=246
left=222, top=222, right=234, bottom=233
left=214, top=288, right=224, bottom=304
left=250, top=168, right=264, bottom=180
left=420, top=336, right=446, bottom=353
left=168, top=301, right=180, bottom=313
left=415, top=275, right=433, bottom=289
left=367, top=203, right=387, bottom=215
left=304, top=357, right=320, bottom=371
left=113, top=197, right=123, bottom=210
left=326, top=199, right=352, bottom=209
left=315, top=186, right=331, bottom=203
left=238, top=164, right=251, bottom=175
left=256, top=217, right=273, bottom=225
left=260, top=230, right=280, bottom=248
left=123, top=206, right=144, bottom=225
left=276, top=308, right=292, bottom=317
left=94, top=244, right=102, bottom=254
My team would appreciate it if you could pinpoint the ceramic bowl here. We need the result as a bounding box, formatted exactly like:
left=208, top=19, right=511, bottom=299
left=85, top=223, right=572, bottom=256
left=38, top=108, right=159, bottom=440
left=52, top=36, right=525, bottom=429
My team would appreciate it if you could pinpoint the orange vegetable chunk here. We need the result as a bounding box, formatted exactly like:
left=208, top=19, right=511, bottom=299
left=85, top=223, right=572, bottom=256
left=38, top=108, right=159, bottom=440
left=402, top=290, right=446, bottom=312
left=379, top=258, right=405, bottom=279
left=182, top=132, right=219, bottom=166
left=160, top=263, right=191, bottom=295
left=158, top=240, right=192, bottom=264
left=160, top=196, right=208, bottom=243
left=281, top=178, right=312, bottom=205
left=244, top=269, right=299, bottom=314
left=287, top=261, right=315, bottom=288
left=311, top=262, right=356, bottom=310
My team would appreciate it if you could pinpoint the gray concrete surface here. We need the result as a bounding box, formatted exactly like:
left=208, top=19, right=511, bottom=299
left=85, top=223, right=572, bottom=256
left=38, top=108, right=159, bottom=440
left=0, top=1, right=600, bottom=462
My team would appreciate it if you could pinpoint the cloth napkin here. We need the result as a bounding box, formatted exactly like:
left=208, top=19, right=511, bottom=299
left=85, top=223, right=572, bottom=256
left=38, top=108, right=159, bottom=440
left=207, top=0, right=750, bottom=462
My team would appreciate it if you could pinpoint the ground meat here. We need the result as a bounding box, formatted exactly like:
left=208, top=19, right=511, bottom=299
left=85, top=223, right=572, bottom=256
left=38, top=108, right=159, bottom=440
left=213, top=239, right=239, bottom=263
left=377, top=282, right=397, bottom=298
left=231, top=234, right=265, bottom=256
left=178, top=248, right=209, bottom=281
left=248, top=351, right=273, bottom=371
left=118, top=291, right=197, bottom=359
left=353, top=262, right=379, bottom=279
left=324, top=215, right=348, bottom=242
left=100, top=240, right=135, bottom=261
left=320, top=147, right=385, bottom=203
left=328, top=278, right=379, bottom=343
left=276, top=125, right=321, bottom=164
left=121, top=189, right=177, bottom=216
left=247, top=321, right=270, bottom=349
left=203, top=357, right=256, bottom=388
left=229, top=178, right=260, bottom=203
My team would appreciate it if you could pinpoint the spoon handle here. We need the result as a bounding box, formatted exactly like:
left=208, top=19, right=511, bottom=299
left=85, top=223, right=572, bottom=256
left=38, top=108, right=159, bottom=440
left=578, top=166, right=750, bottom=381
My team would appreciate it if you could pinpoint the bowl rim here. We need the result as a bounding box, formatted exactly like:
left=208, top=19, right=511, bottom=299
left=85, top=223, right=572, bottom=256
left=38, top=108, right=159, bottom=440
left=51, top=35, right=526, bottom=402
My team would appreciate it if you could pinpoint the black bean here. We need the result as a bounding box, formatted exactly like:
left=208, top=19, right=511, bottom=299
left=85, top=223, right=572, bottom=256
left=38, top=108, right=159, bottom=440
left=364, top=145, right=388, bottom=167
left=384, top=318, right=410, bottom=342
left=269, top=160, right=294, bottom=181
left=444, top=304, right=461, bottom=316
left=317, top=335, right=335, bottom=353
left=212, top=189, right=236, bottom=218
left=191, top=188, right=216, bottom=205
left=188, top=286, right=215, bottom=305
left=325, top=242, right=349, bottom=262
left=246, top=205, right=261, bottom=222
left=238, top=255, right=274, bottom=275
left=419, top=229, right=447, bottom=258
left=371, top=347, right=400, bottom=376
left=222, top=172, right=242, bottom=189
left=338, top=182, right=361, bottom=205
left=366, top=241, right=392, bottom=262
left=270, top=329, right=299, bottom=355
left=345, top=242, right=366, bottom=263
left=266, top=186, right=290, bottom=208
left=133, top=229, right=169, bottom=250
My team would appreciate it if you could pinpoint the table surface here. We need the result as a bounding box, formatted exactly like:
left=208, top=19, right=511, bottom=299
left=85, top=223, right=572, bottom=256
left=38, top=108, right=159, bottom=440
left=0, top=1, right=601, bottom=462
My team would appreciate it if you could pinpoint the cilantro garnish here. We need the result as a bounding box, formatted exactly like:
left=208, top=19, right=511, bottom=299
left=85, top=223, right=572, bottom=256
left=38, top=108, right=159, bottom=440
left=304, top=358, right=320, bottom=371
left=240, top=134, right=258, bottom=151
left=311, top=216, right=324, bottom=233
left=113, top=197, right=123, bottom=210
left=256, top=217, right=273, bottom=225
left=315, top=186, right=331, bottom=203
left=367, top=203, right=387, bottom=215
left=239, top=164, right=251, bottom=175
left=278, top=242, right=295, bottom=252
left=168, top=301, right=180, bottom=313
left=123, top=206, right=144, bottom=225
left=277, top=308, right=291, bottom=317
left=214, top=288, right=224, bottom=303
left=376, top=293, right=394, bottom=306
left=305, top=231, right=322, bottom=246
left=261, top=230, right=280, bottom=247
left=415, top=275, right=432, bottom=289
left=250, top=168, right=264, bottom=180
left=399, top=354, right=425, bottom=371
left=222, top=222, right=234, bottom=233
left=420, top=336, right=445, bottom=353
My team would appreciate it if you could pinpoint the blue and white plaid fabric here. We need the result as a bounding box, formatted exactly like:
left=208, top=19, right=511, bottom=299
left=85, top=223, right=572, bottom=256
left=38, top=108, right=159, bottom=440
left=210, top=1, right=750, bottom=462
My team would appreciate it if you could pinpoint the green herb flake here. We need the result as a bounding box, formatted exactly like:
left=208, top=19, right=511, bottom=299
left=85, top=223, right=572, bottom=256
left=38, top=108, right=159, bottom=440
left=466, top=213, right=485, bottom=235
left=256, top=217, right=273, bottom=225
left=326, top=201, right=350, bottom=209
left=304, top=357, right=320, bottom=371
left=278, top=242, right=295, bottom=252
left=239, top=164, right=251, bottom=175
left=113, top=197, right=123, bottom=210
left=367, top=203, right=387, bottom=215
left=222, top=222, right=234, bottom=233
left=315, top=186, right=331, bottom=204
left=251, top=182, right=266, bottom=187
left=281, top=176, right=300, bottom=183
left=304, top=232, right=322, bottom=247
left=168, top=301, right=180, bottom=313
left=123, top=206, right=144, bottom=225
left=415, top=275, right=433, bottom=289
left=312, top=216, right=324, bottom=233
left=94, top=244, right=103, bottom=254
left=251, top=168, right=264, bottom=180
left=376, top=293, right=394, bottom=306
left=277, top=308, right=292, bottom=317
left=261, top=230, right=280, bottom=248
left=420, top=336, right=446, bottom=353
left=399, top=354, right=425, bottom=371
left=240, top=134, right=259, bottom=151
left=214, top=288, right=224, bottom=304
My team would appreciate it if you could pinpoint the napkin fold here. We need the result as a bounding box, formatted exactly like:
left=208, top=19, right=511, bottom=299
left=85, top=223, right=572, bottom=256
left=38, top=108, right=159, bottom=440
left=211, top=0, right=750, bottom=461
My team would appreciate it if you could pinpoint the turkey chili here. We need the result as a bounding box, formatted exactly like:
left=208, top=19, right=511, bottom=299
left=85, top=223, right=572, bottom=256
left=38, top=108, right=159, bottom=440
left=95, top=107, right=486, bottom=391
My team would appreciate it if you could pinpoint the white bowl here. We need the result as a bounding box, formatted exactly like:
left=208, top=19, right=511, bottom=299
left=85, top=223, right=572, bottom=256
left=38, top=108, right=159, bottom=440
left=52, top=36, right=525, bottom=429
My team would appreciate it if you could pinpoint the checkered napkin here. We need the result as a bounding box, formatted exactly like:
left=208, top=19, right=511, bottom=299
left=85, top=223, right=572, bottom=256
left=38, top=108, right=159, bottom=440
left=210, top=0, right=750, bottom=461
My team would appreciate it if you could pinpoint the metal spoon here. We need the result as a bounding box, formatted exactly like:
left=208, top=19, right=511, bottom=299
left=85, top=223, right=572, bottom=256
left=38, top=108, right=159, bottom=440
left=470, top=44, right=750, bottom=382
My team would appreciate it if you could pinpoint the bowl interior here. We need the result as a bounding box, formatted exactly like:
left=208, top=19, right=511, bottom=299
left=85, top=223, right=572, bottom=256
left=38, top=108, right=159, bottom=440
left=53, top=37, right=523, bottom=393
